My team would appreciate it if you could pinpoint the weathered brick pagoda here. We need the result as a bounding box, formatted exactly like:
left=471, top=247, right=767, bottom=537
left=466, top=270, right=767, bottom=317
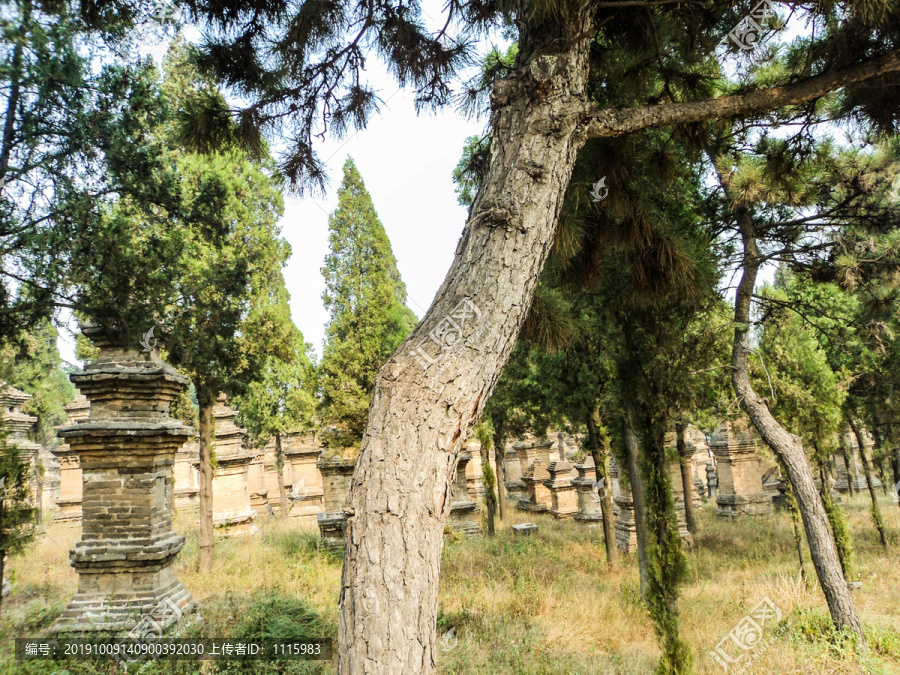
left=51, top=395, right=90, bottom=523
left=52, top=330, right=194, bottom=633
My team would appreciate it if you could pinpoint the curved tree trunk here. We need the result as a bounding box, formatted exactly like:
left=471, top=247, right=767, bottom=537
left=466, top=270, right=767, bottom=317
left=197, top=384, right=215, bottom=574
left=333, top=10, right=900, bottom=672
left=587, top=409, right=618, bottom=569
left=676, top=422, right=698, bottom=535
left=732, top=221, right=863, bottom=639
left=848, top=419, right=888, bottom=550
left=336, top=10, right=597, bottom=672
left=624, top=415, right=649, bottom=598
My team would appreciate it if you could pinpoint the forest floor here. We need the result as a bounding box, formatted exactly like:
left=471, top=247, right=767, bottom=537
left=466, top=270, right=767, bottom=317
left=1, top=492, right=899, bottom=674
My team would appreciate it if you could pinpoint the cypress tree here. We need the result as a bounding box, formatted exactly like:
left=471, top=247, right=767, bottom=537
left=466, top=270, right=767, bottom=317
left=319, top=158, right=417, bottom=449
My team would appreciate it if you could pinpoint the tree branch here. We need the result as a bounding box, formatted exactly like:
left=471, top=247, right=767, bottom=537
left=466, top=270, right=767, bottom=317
left=580, top=49, right=900, bottom=139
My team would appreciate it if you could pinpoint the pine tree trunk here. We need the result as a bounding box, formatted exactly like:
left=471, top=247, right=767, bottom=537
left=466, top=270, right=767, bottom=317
left=624, top=416, right=649, bottom=598
left=492, top=430, right=507, bottom=522
left=813, top=448, right=853, bottom=580
left=480, top=442, right=496, bottom=536
left=732, top=221, right=864, bottom=640
left=841, top=443, right=856, bottom=498
left=336, top=9, right=597, bottom=671
left=197, top=385, right=215, bottom=574
left=587, top=409, right=618, bottom=569
left=275, top=432, right=288, bottom=519
left=848, top=419, right=888, bottom=550
left=676, top=422, right=698, bottom=535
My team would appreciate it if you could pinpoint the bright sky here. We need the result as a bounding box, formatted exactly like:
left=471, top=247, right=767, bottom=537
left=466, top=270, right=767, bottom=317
left=58, top=0, right=493, bottom=365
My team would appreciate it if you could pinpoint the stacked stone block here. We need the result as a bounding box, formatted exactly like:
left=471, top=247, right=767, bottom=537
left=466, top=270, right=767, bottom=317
left=0, top=385, right=41, bottom=505
left=52, top=395, right=91, bottom=523
left=285, top=434, right=323, bottom=522
left=51, top=332, right=194, bottom=633
left=545, top=460, right=578, bottom=518
left=572, top=456, right=604, bottom=523
left=173, top=440, right=199, bottom=512
left=317, top=456, right=356, bottom=549
left=205, top=395, right=256, bottom=536
left=834, top=426, right=882, bottom=493
left=448, top=452, right=481, bottom=536
left=710, top=418, right=774, bottom=517
left=515, top=439, right=554, bottom=513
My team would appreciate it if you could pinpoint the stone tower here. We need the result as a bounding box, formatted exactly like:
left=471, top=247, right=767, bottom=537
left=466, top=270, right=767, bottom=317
left=52, top=329, right=194, bottom=633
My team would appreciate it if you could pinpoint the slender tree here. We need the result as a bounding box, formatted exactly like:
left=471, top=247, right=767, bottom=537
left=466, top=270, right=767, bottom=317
left=319, top=158, right=417, bottom=449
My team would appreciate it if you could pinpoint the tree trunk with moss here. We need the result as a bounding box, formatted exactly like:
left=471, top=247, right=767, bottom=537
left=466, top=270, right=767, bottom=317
left=587, top=409, right=618, bottom=569
left=733, top=223, right=863, bottom=639
left=197, top=383, right=215, bottom=574
left=624, top=416, right=649, bottom=598
left=848, top=420, right=888, bottom=550
left=675, top=422, right=698, bottom=535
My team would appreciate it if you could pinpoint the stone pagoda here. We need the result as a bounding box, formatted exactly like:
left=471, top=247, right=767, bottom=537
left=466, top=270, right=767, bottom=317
left=284, top=432, right=324, bottom=523
left=173, top=439, right=200, bottom=512
left=572, top=456, right=604, bottom=524
left=0, top=384, right=41, bottom=504
left=545, top=460, right=578, bottom=518
left=51, top=395, right=91, bottom=523
left=447, top=452, right=481, bottom=537
left=317, top=453, right=356, bottom=549
left=709, top=418, right=774, bottom=517
left=502, top=443, right=526, bottom=504
left=52, top=329, right=194, bottom=633
left=205, top=395, right=256, bottom=536
left=515, top=438, right=554, bottom=513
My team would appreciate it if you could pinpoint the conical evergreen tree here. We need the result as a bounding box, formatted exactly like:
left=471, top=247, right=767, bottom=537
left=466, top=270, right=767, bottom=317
left=319, top=158, right=417, bottom=448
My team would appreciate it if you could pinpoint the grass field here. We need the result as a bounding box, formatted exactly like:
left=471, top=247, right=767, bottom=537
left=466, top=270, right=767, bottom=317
left=2, top=493, right=899, bottom=674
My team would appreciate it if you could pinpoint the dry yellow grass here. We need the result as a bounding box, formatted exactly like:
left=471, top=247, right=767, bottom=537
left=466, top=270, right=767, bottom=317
left=1, top=494, right=899, bottom=674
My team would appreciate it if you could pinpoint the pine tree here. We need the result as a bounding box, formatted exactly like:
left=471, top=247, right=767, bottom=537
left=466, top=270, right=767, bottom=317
left=319, top=158, right=417, bottom=449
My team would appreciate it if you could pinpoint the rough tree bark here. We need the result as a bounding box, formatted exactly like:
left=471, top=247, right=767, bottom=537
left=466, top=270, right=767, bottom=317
left=197, top=384, right=215, bottom=574
left=732, top=221, right=864, bottom=639
left=624, top=415, right=649, bottom=597
left=275, top=432, right=288, bottom=519
left=587, top=408, right=618, bottom=569
left=675, top=422, right=698, bottom=535
left=336, top=13, right=900, bottom=668
left=848, top=419, right=888, bottom=550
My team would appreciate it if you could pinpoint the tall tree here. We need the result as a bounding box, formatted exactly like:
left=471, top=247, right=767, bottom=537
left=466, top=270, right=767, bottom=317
left=177, top=0, right=900, bottom=666
left=318, top=157, right=417, bottom=449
